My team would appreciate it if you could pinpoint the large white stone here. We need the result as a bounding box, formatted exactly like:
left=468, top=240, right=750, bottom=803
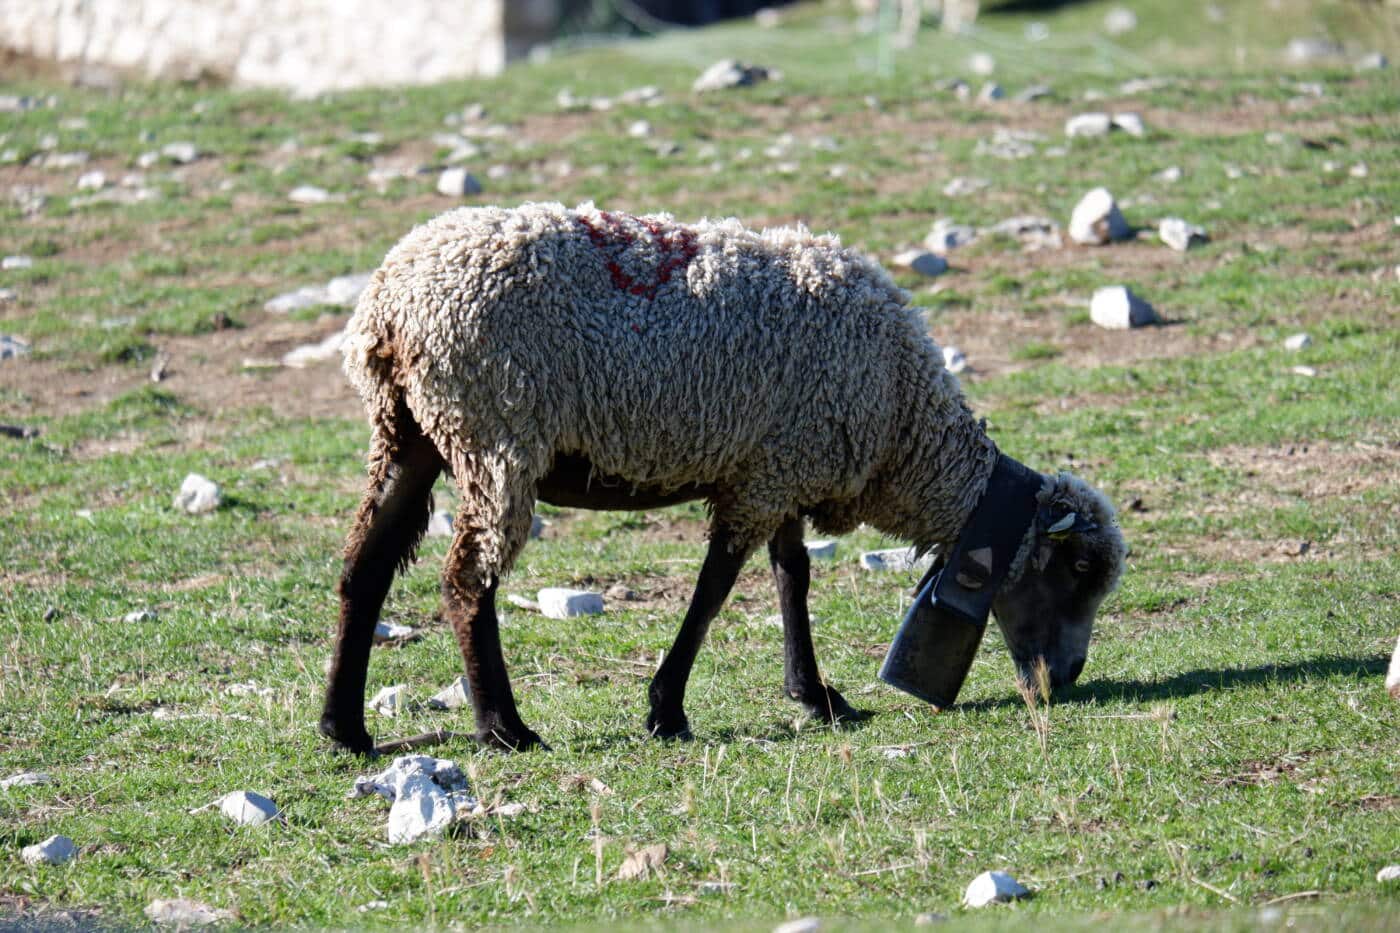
left=173, top=473, right=221, bottom=514
left=1069, top=187, right=1131, bottom=245
left=1090, top=286, right=1157, bottom=329
left=373, top=620, right=416, bottom=643
left=436, top=168, right=482, bottom=197
left=160, top=142, right=199, bottom=164
left=427, top=676, right=472, bottom=710
left=1159, top=217, right=1208, bottom=252
left=923, top=219, right=977, bottom=254
left=1111, top=112, right=1145, bottom=137
left=538, top=588, right=604, bottom=619
left=2, top=255, right=34, bottom=270
left=368, top=684, right=408, bottom=717
left=217, top=791, right=279, bottom=826
left=351, top=755, right=476, bottom=845
left=21, top=834, right=76, bottom=866
left=963, top=869, right=1029, bottom=907
left=263, top=284, right=330, bottom=313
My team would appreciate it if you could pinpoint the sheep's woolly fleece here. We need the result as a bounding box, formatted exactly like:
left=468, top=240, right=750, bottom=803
left=346, top=202, right=1042, bottom=573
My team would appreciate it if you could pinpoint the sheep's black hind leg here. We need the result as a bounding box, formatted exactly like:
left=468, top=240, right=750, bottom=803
left=647, top=525, right=750, bottom=740
left=769, top=516, right=863, bottom=724
left=321, top=420, right=442, bottom=755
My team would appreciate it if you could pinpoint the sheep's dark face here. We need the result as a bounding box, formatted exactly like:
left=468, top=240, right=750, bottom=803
left=991, top=501, right=1126, bottom=691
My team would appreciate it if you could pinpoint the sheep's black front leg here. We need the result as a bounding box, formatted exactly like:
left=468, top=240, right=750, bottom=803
left=768, top=516, right=862, bottom=724
left=321, top=429, right=441, bottom=755
left=647, top=526, right=749, bottom=740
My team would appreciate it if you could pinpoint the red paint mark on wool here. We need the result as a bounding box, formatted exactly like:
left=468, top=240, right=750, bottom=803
left=576, top=211, right=699, bottom=300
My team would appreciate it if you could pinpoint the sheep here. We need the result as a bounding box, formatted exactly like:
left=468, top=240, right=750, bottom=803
left=319, top=202, right=1126, bottom=753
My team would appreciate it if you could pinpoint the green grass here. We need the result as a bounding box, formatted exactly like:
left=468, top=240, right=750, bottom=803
left=2, top=0, right=1399, bottom=928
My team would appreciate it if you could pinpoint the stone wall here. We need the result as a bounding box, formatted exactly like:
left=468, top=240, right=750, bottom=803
left=0, top=0, right=562, bottom=95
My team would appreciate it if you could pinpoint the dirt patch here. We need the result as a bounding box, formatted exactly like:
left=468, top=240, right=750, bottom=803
left=1206, top=440, right=1400, bottom=501
left=1213, top=751, right=1315, bottom=787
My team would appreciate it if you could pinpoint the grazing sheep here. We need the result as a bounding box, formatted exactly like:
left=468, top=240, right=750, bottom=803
left=320, top=202, right=1126, bottom=753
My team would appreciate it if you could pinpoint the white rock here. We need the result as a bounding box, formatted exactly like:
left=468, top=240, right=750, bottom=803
left=1292, top=365, right=1318, bottom=378
left=1287, top=38, right=1342, bottom=63
left=538, top=588, right=605, bottom=619
left=805, top=541, right=837, bottom=561
left=977, top=83, right=1004, bottom=102
left=1155, top=165, right=1183, bottom=183
left=1379, top=864, right=1400, bottom=882
left=942, top=345, right=968, bottom=374
left=1014, top=83, right=1052, bottom=102
left=924, top=219, right=977, bottom=254
left=0, top=289, right=15, bottom=303
left=351, top=755, right=476, bottom=845
left=860, top=547, right=933, bottom=572
left=2, top=771, right=53, bottom=789
left=1159, top=217, right=1208, bottom=252
left=160, top=142, right=199, bottom=164
left=1356, top=52, right=1389, bottom=71
left=1069, top=187, right=1131, bottom=245
left=1, top=335, right=32, bottom=360
left=76, top=170, right=107, bottom=190
left=942, top=176, right=989, bottom=197
left=288, top=185, right=330, bottom=204
left=436, top=168, right=482, bottom=197
left=174, top=473, right=222, bottom=514
left=1284, top=333, right=1312, bottom=351
left=263, top=285, right=330, bottom=313
left=1090, top=286, right=1157, bottom=329
left=1349, top=163, right=1369, bottom=179
left=773, top=919, right=821, bottom=933
left=964, top=869, right=1030, bottom=907
left=893, top=250, right=948, bottom=278
left=217, top=791, right=279, bottom=826
left=373, top=620, right=416, bottom=643
left=369, top=684, right=408, bottom=717
left=1386, top=635, right=1400, bottom=700
left=20, top=834, right=75, bottom=866
left=1104, top=7, right=1137, bottom=34
left=3, top=255, right=34, bottom=270
left=693, top=60, right=775, bottom=93
left=968, top=52, right=996, bottom=76
left=325, top=272, right=373, bottom=306
left=281, top=330, right=346, bottom=368
left=144, top=898, right=233, bottom=925
left=628, top=120, right=652, bottom=138
left=1111, top=112, right=1145, bottom=136
left=426, top=509, right=454, bottom=538
left=1064, top=112, right=1112, bottom=138
left=427, top=676, right=472, bottom=710
left=123, top=609, right=158, bottom=623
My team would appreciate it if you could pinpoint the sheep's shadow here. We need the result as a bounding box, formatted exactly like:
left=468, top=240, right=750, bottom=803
left=958, top=654, right=1387, bottom=713
left=563, top=707, right=875, bottom=755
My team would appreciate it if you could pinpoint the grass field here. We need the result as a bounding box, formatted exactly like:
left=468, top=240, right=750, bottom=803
left=2, top=0, right=1398, bottom=928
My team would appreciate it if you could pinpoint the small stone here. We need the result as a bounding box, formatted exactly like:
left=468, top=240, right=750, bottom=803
left=1291, top=365, right=1317, bottom=378
left=1, top=335, right=32, bottom=360
left=968, top=52, right=996, bottom=76
left=693, top=60, right=775, bottom=93
left=1349, top=163, right=1369, bottom=179
left=145, top=898, right=234, bottom=925
left=123, top=609, right=158, bottom=623
left=288, top=185, right=330, bottom=204
left=1386, top=635, right=1400, bottom=700
left=977, top=83, right=1004, bottom=103
left=963, top=869, right=1029, bottom=907
left=373, top=620, right=416, bottom=643
left=1111, top=112, right=1145, bottom=136
left=893, top=250, right=948, bottom=278
left=1065, top=112, right=1112, bottom=138
left=369, top=684, right=408, bottom=717
left=426, top=510, right=454, bottom=538
left=773, top=920, right=820, bottom=933
left=1103, top=7, right=1137, bottom=34
left=1159, top=217, right=1208, bottom=252
left=21, top=835, right=76, bottom=866
left=217, top=791, right=279, bottom=826
left=1069, top=187, right=1131, bottom=245
left=628, top=120, right=652, bottom=138
left=264, top=285, right=330, bottom=313
left=436, top=168, right=482, bottom=197
left=76, top=170, right=106, bottom=191
left=174, top=473, right=222, bottom=514
left=1287, top=38, right=1343, bottom=63
left=1090, top=286, right=1157, bottom=329
left=281, top=330, right=346, bottom=368
left=805, top=541, right=837, bottom=561
left=160, top=142, right=199, bottom=164
left=538, top=588, right=605, bottom=619
left=2, top=255, right=34, bottom=271
left=914, top=913, right=946, bottom=925
left=1, top=771, right=53, bottom=789
left=942, top=345, right=968, bottom=374
left=1356, top=52, right=1389, bottom=71
left=1013, top=84, right=1052, bottom=103
left=505, top=593, right=540, bottom=611
left=942, top=176, right=989, bottom=197
left=924, top=219, right=977, bottom=254
left=860, top=548, right=932, bottom=572
left=1155, top=165, right=1183, bottom=183
left=1378, top=864, right=1400, bottom=882
left=427, top=676, right=472, bottom=710
left=1284, top=333, right=1312, bottom=351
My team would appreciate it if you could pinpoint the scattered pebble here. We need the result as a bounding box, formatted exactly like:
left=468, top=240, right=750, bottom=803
left=145, top=898, right=234, bottom=925
left=76, top=170, right=106, bottom=191
left=1155, top=165, right=1183, bottom=183
left=1292, top=365, right=1317, bottom=378
left=1111, top=112, right=1145, bottom=136
left=860, top=547, right=932, bottom=572
left=1284, top=333, right=1312, bottom=351
left=538, top=588, right=605, bottom=619
left=1069, top=187, right=1131, bottom=245
left=1064, top=112, right=1112, bottom=138
left=436, top=168, right=482, bottom=197
left=627, top=120, right=652, bottom=138
left=963, top=869, right=1029, bottom=907
left=373, top=620, right=417, bottom=643
left=173, top=473, right=222, bottom=514
left=123, top=609, right=158, bottom=624
left=1091, top=286, right=1157, bottom=329
left=968, top=52, right=996, bottom=76
left=1103, top=7, right=1137, bottom=34
left=427, top=676, right=472, bottom=711
left=21, top=835, right=76, bottom=866
left=924, top=219, right=977, bottom=254
left=805, top=540, right=837, bottom=561
left=1159, top=217, right=1208, bottom=252
left=288, top=185, right=331, bottom=204
left=1, top=335, right=32, bottom=360
left=160, top=142, right=200, bottom=164
left=1349, top=163, right=1368, bottom=179
left=216, top=791, right=279, bottom=827
left=1356, top=52, right=1389, bottom=71
left=974, top=127, right=1042, bottom=160
left=358, top=900, right=390, bottom=912
left=942, top=345, right=968, bottom=374
left=942, top=176, right=989, bottom=197
left=693, top=60, right=776, bottom=93
left=281, top=330, right=346, bottom=368
left=2, top=771, right=53, bottom=789
left=2, top=255, right=34, bottom=271
left=892, top=250, right=948, bottom=278
left=369, top=684, right=408, bottom=717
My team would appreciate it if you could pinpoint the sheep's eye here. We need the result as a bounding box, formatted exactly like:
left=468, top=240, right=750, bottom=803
left=1073, top=559, right=1092, bottom=574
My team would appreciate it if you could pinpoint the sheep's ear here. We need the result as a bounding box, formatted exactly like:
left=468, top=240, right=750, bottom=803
left=1040, top=507, right=1098, bottom=540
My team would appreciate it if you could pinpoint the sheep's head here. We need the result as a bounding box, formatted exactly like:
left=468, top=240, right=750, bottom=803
left=991, top=473, right=1126, bottom=691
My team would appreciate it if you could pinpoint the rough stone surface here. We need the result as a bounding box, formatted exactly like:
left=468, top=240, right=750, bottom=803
left=805, top=540, right=837, bottom=561
left=264, top=285, right=329, bottom=313
left=942, top=345, right=968, bottom=374
left=1356, top=52, right=1389, bottom=71
left=968, top=52, right=996, bottom=76
left=1064, top=112, right=1112, bottom=138
left=160, top=142, right=199, bottom=164
left=964, top=870, right=1030, bottom=907
left=1090, top=286, right=1157, bottom=329
left=351, top=755, right=477, bottom=845
left=860, top=547, right=933, bottom=572
left=942, top=176, right=989, bottom=197
left=1287, top=37, right=1343, bottom=63
left=427, top=676, right=472, bottom=710
left=1111, top=112, right=1145, bottom=136
left=288, top=184, right=330, bottom=204
left=1284, top=333, right=1312, bottom=351
left=693, top=60, right=775, bottom=93
left=2, top=771, right=53, bottom=789
left=144, top=898, right=234, bottom=926
left=436, top=168, right=482, bottom=197
left=123, top=609, right=158, bottom=623
left=325, top=272, right=372, bottom=306
left=1379, top=864, right=1400, bottom=882
left=368, top=684, right=408, bottom=717
left=217, top=791, right=279, bottom=826
left=1, top=334, right=32, bottom=360
left=173, top=473, right=222, bottom=514
left=1013, top=83, right=1052, bottom=102
left=892, top=250, right=948, bottom=278
left=1159, top=217, right=1208, bottom=252
left=21, top=834, right=76, bottom=866
left=373, top=620, right=416, bottom=643
left=1069, top=187, right=1131, bottom=245
left=538, top=588, right=605, bottom=619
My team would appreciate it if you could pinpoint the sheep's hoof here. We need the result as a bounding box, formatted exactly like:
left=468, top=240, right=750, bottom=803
left=646, top=710, right=693, bottom=741
left=476, top=724, right=548, bottom=752
left=319, top=716, right=377, bottom=757
left=790, top=684, right=867, bottom=725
